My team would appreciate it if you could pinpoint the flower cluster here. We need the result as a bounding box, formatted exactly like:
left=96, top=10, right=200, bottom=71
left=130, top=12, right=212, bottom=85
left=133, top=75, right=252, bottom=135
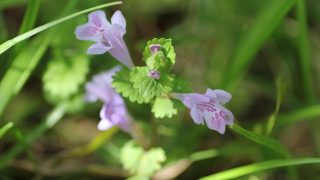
left=76, top=10, right=234, bottom=134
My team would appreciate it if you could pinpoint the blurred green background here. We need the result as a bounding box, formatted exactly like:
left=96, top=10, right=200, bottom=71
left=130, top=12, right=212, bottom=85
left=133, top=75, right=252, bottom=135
left=0, top=0, right=320, bottom=179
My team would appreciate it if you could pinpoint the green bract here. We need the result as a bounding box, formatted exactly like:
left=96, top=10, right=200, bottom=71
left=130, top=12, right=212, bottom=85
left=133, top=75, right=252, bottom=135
left=143, top=38, right=176, bottom=71
left=112, top=68, right=152, bottom=104
left=112, top=38, right=177, bottom=108
left=130, top=67, right=173, bottom=99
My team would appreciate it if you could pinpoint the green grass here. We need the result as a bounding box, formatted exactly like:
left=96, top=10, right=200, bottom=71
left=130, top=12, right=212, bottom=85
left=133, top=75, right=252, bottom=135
left=201, top=158, right=320, bottom=180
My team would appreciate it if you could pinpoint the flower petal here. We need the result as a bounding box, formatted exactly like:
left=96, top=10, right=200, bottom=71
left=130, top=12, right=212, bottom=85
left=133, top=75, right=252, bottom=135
left=97, top=119, right=114, bottom=131
left=104, top=32, right=133, bottom=68
left=87, top=43, right=111, bottom=54
left=190, top=106, right=204, bottom=125
left=205, top=89, right=232, bottom=104
left=111, top=10, right=126, bottom=28
left=111, top=113, right=130, bottom=132
left=88, top=10, right=110, bottom=28
left=222, top=108, right=234, bottom=125
left=177, top=93, right=210, bottom=109
left=75, top=23, right=100, bottom=42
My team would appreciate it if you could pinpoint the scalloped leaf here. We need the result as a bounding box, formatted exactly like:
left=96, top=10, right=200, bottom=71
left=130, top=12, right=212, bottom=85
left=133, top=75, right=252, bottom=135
left=130, top=67, right=173, bottom=100
left=120, top=141, right=166, bottom=179
left=112, top=68, right=152, bottom=103
left=43, top=55, right=89, bottom=102
left=152, top=97, right=177, bottom=118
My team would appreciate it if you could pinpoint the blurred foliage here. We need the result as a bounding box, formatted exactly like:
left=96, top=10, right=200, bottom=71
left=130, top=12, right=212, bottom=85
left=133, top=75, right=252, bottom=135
left=0, top=0, right=320, bottom=179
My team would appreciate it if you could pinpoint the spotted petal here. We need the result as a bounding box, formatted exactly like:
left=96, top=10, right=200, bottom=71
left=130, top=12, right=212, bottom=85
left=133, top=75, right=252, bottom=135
left=204, top=111, right=226, bottom=134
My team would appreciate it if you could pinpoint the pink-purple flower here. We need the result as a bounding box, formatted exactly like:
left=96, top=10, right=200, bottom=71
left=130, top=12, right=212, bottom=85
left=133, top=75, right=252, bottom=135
left=75, top=10, right=134, bottom=68
left=85, top=66, right=131, bottom=132
left=174, top=89, right=234, bottom=134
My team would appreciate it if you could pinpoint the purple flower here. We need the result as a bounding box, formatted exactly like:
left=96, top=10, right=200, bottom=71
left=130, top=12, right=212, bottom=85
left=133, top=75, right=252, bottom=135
left=174, top=89, right=234, bottom=134
left=85, top=66, right=130, bottom=132
left=75, top=10, right=134, bottom=68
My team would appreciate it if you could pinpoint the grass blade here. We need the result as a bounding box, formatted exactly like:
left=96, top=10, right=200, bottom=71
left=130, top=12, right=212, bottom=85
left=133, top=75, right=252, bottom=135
left=266, top=76, right=286, bottom=135
left=230, top=124, right=289, bottom=157
left=278, top=105, right=320, bottom=126
left=201, top=158, right=320, bottom=180
left=18, top=0, right=41, bottom=34
left=296, top=0, right=315, bottom=102
left=0, top=1, right=122, bottom=55
left=0, top=122, right=14, bottom=138
left=222, top=0, right=295, bottom=89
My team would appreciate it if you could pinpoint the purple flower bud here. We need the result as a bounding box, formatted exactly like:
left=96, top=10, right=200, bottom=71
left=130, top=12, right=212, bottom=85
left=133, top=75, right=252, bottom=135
left=149, top=44, right=161, bottom=54
left=85, top=66, right=131, bottom=132
left=174, top=89, right=234, bottom=134
left=75, top=10, right=134, bottom=68
left=148, top=69, right=160, bottom=80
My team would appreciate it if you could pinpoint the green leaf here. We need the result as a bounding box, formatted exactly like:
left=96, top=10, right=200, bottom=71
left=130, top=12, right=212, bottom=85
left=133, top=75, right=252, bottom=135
left=201, top=158, right=320, bottom=180
left=0, top=1, right=122, bottom=55
left=120, top=141, right=166, bottom=178
left=230, top=124, right=289, bottom=157
left=43, top=55, right=89, bottom=102
left=112, top=68, right=152, bottom=103
left=143, top=38, right=176, bottom=70
left=152, top=97, right=177, bottom=118
left=138, top=147, right=166, bottom=177
left=130, top=66, right=173, bottom=100
left=120, top=141, right=144, bottom=174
